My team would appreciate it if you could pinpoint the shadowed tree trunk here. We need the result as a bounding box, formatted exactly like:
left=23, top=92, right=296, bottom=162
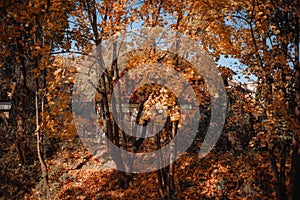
left=12, top=69, right=34, bottom=164
left=289, top=20, right=300, bottom=199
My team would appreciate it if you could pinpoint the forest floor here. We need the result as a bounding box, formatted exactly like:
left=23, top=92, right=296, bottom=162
left=0, top=134, right=277, bottom=200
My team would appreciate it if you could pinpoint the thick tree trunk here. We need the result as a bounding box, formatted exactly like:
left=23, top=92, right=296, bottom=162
left=290, top=57, right=300, bottom=200
left=289, top=13, right=300, bottom=200
left=13, top=82, right=28, bottom=164
left=290, top=139, right=300, bottom=200
left=270, top=148, right=287, bottom=200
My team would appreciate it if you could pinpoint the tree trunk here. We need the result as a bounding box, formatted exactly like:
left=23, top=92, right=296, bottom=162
left=35, top=92, right=49, bottom=199
left=270, top=148, right=287, bottom=200
left=289, top=12, right=300, bottom=200
left=290, top=43, right=300, bottom=200
left=13, top=81, right=28, bottom=164
left=290, top=139, right=300, bottom=200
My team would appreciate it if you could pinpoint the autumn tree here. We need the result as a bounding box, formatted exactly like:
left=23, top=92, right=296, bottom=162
left=70, top=1, right=207, bottom=198
left=180, top=0, right=299, bottom=199
left=0, top=0, right=74, bottom=198
left=70, top=0, right=136, bottom=189
left=2, top=0, right=298, bottom=198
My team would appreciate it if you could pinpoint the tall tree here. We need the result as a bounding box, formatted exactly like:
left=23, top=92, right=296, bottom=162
left=183, top=0, right=299, bottom=199
left=0, top=0, right=73, bottom=198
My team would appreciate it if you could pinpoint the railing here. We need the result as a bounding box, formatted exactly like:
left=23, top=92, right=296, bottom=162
left=0, top=102, right=11, bottom=111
